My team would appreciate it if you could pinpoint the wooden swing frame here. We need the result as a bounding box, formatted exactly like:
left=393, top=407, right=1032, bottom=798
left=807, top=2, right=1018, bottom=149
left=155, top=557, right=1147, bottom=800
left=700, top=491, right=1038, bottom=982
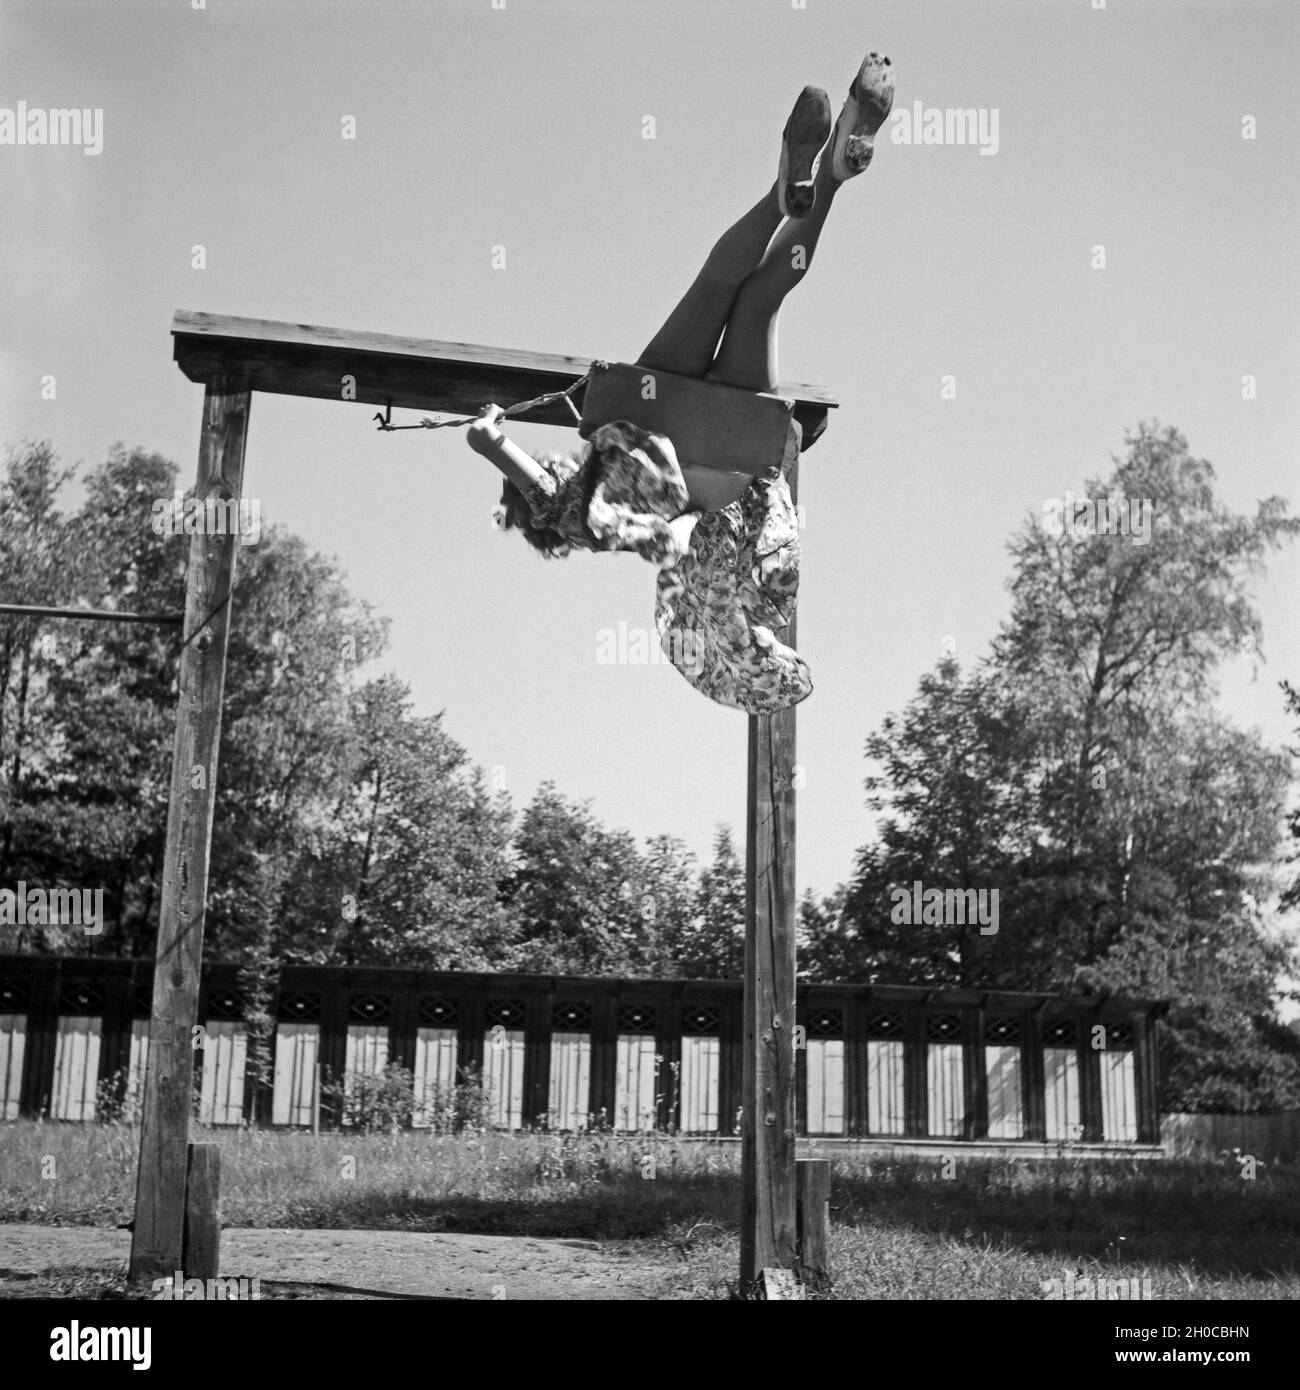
left=127, top=309, right=839, bottom=1296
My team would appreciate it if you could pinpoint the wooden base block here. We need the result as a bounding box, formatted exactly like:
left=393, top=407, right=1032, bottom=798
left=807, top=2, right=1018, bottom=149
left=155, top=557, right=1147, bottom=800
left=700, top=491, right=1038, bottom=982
left=797, top=1158, right=831, bottom=1292
left=761, top=1268, right=805, bottom=1300
left=182, top=1142, right=221, bottom=1281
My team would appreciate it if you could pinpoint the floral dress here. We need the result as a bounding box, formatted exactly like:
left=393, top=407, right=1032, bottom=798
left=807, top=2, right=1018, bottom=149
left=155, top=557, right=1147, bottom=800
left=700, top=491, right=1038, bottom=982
left=515, top=420, right=812, bottom=715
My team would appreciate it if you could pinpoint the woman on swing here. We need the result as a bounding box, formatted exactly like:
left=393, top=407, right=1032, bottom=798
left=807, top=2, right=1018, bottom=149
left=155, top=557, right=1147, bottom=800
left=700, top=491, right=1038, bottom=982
left=467, top=54, right=894, bottom=715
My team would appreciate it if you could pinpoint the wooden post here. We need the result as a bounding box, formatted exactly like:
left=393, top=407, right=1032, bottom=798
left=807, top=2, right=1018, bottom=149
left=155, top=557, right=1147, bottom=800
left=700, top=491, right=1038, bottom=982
left=741, top=462, right=800, bottom=1292
left=903, top=1006, right=928, bottom=1137
left=129, top=377, right=249, bottom=1283
left=969, top=1002, right=989, bottom=1140
left=589, top=990, right=618, bottom=1128
left=1136, top=1008, right=1161, bottom=1146
left=524, top=990, right=550, bottom=1130
left=21, top=964, right=58, bottom=1119
left=1023, top=1006, right=1047, bottom=1142
left=1081, top=1007, right=1105, bottom=1143
left=846, top=993, right=870, bottom=1137
left=182, top=1141, right=221, bottom=1280
left=718, top=987, right=743, bottom=1138
left=796, top=1158, right=831, bottom=1292
left=657, top=990, right=683, bottom=1133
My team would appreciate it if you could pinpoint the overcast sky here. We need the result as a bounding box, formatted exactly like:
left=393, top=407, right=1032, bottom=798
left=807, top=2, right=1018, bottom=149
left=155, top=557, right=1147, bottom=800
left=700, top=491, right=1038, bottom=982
left=2, top=0, right=1296, bottom=902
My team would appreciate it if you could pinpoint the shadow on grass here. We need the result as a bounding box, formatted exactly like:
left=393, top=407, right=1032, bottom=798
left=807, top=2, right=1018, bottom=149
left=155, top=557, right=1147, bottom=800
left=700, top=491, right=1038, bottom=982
left=253, top=1174, right=741, bottom=1243
left=229, top=1155, right=1300, bottom=1279
left=256, top=1281, right=458, bottom=1300
left=830, top=1158, right=1300, bottom=1278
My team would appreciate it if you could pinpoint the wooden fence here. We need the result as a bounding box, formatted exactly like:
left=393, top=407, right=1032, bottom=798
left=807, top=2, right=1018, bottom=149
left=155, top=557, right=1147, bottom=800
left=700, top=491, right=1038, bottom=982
left=0, top=956, right=1165, bottom=1146
left=1161, top=1111, right=1300, bottom=1163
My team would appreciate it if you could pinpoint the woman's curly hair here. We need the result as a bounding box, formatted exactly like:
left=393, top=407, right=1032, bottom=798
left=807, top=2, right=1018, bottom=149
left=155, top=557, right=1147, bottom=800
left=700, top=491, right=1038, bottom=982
left=496, top=445, right=599, bottom=558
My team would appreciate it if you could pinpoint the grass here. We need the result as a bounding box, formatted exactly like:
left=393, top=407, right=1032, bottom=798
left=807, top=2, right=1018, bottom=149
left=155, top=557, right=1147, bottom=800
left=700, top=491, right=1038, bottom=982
left=2, top=1120, right=1298, bottom=1299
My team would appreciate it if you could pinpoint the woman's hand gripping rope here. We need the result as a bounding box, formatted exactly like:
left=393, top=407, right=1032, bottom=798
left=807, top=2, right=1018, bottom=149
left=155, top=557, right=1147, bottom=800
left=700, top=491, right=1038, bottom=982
left=466, top=403, right=508, bottom=457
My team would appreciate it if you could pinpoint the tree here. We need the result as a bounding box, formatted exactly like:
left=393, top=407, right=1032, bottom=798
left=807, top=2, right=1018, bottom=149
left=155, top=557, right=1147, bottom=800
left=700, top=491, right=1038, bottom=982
left=34, top=446, right=189, bottom=954
left=0, top=438, right=523, bottom=973
left=835, top=659, right=1037, bottom=986
left=1281, top=680, right=1300, bottom=913
left=0, top=442, right=186, bottom=952
left=672, top=824, right=745, bottom=979
left=995, top=421, right=1297, bottom=860
left=798, top=885, right=853, bottom=981
left=286, top=674, right=516, bottom=968
left=831, top=425, right=1300, bottom=1108
left=0, top=440, right=80, bottom=942
left=638, top=834, right=699, bottom=978
left=498, top=783, right=646, bottom=975
left=204, top=525, right=386, bottom=961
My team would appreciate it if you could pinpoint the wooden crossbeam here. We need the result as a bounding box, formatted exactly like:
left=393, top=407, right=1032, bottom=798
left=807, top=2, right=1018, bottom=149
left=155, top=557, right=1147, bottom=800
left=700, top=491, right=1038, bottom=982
left=171, top=310, right=837, bottom=448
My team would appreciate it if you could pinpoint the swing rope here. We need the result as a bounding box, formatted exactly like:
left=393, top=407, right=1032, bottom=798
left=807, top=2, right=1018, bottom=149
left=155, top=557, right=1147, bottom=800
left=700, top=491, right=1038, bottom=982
left=33, top=372, right=604, bottom=652
left=372, top=363, right=605, bottom=432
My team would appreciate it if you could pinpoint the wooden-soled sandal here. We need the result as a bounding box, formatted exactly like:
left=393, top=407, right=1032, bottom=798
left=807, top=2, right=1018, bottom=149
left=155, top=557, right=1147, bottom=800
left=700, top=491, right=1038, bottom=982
left=778, top=86, right=832, bottom=218
left=829, top=52, right=894, bottom=182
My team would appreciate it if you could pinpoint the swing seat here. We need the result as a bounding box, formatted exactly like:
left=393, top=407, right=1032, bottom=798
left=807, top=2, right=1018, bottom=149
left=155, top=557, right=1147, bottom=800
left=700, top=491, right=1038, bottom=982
left=579, top=362, right=798, bottom=511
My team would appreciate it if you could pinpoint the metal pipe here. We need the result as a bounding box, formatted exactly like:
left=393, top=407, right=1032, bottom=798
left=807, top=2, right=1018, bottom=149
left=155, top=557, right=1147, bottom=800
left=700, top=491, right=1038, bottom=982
left=0, top=603, right=184, bottom=626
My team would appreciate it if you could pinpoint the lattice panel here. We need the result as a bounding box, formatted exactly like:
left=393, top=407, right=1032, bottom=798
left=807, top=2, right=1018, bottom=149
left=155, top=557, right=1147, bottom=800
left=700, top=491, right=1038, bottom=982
left=486, top=999, right=526, bottom=1029
left=58, top=980, right=104, bottom=1014
left=618, top=1004, right=656, bottom=1032
left=926, top=1013, right=962, bottom=1042
left=205, top=989, right=244, bottom=1021
left=348, top=993, right=391, bottom=1024
left=1103, top=1021, right=1134, bottom=1050
left=1044, top=1017, right=1077, bottom=1046
left=277, top=991, right=322, bottom=1022
left=866, top=1010, right=904, bottom=1039
left=419, top=996, right=458, bottom=1027
left=985, top=1015, right=1022, bottom=1045
left=0, top=978, right=30, bottom=1011
left=132, top=982, right=153, bottom=1018
left=805, top=1009, right=843, bottom=1039
left=552, top=1001, right=592, bottom=1030
left=682, top=1005, right=720, bottom=1036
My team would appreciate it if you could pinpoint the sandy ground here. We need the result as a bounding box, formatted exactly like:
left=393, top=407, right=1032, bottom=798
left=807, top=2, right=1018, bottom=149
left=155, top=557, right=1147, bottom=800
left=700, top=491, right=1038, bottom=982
left=0, top=1224, right=669, bottom=1300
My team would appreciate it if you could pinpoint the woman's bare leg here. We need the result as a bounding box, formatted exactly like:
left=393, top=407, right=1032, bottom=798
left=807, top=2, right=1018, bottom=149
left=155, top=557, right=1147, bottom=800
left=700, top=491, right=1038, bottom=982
left=636, top=184, right=784, bottom=379
left=706, top=156, right=841, bottom=392
left=637, top=86, right=832, bottom=378
left=708, top=53, right=894, bottom=392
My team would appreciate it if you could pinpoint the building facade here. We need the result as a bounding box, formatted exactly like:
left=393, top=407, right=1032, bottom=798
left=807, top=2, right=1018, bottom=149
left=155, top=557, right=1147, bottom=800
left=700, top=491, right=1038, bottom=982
left=0, top=957, right=1166, bottom=1147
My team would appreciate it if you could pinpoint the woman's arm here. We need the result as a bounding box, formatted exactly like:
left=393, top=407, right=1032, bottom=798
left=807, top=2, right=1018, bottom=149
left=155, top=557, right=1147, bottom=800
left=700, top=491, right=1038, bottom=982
left=466, top=404, right=549, bottom=492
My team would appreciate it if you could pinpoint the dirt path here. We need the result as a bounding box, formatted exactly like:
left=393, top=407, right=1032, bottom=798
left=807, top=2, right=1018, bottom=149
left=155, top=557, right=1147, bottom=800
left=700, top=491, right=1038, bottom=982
left=0, top=1224, right=669, bottom=1300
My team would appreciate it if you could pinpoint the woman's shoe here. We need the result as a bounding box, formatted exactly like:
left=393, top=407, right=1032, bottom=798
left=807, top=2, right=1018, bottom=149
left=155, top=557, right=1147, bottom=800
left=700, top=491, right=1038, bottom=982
left=778, top=86, right=832, bottom=218
left=829, top=52, right=894, bottom=181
